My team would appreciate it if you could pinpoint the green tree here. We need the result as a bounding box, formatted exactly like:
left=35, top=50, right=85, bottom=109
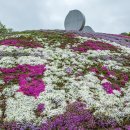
left=121, top=32, right=128, bottom=35
left=0, top=21, right=13, bottom=34
left=121, top=32, right=130, bottom=36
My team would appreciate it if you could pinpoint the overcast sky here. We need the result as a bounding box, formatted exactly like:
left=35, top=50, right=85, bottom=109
left=0, top=0, right=130, bottom=34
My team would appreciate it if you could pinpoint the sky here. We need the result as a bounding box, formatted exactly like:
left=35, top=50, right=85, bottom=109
left=0, top=0, right=130, bottom=34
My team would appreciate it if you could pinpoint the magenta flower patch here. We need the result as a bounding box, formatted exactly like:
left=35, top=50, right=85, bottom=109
left=0, top=38, right=43, bottom=48
left=102, top=82, right=114, bottom=94
left=89, top=65, right=128, bottom=94
left=0, top=64, right=46, bottom=98
left=17, top=74, right=45, bottom=98
left=70, top=40, right=118, bottom=53
left=102, top=82, right=121, bottom=94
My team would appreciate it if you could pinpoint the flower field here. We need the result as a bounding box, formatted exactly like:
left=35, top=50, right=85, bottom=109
left=0, top=30, right=130, bottom=130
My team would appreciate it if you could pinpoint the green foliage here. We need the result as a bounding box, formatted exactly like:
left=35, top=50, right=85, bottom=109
left=127, top=32, right=130, bottom=36
left=0, top=21, right=13, bottom=34
left=121, top=32, right=130, bottom=36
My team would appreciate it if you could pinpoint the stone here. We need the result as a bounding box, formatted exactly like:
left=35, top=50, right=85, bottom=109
left=64, top=10, right=85, bottom=31
left=82, top=26, right=95, bottom=33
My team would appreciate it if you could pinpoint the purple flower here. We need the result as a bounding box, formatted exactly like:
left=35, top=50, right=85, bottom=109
left=121, top=73, right=129, bottom=82
left=101, top=66, right=108, bottom=71
left=0, top=64, right=46, bottom=98
left=89, top=67, right=99, bottom=73
left=124, top=125, right=130, bottom=130
left=37, top=103, right=45, bottom=112
left=114, top=128, right=122, bottom=130
left=102, top=82, right=114, bottom=94
left=66, top=67, right=72, bottom=74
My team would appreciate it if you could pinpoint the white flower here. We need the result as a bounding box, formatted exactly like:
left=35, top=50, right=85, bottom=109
left=5, top=93, right=37, bottom=122
left=0, top=79, right=4, bottom=85
left=113, top=90, right=121, bottom=96
left=101, top=79, right=110, bottom=84
left=2, top=85, right=19, bottom=97
left=0, top=56, right=16, bottom=68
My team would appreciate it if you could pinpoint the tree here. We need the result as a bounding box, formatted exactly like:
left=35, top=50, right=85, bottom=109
left=0, top=21, right=13, bottom=34
left=121, top=32, right=130, bottom=36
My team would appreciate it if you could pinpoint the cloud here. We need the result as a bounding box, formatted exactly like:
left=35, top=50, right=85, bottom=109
left=0, top=0, right=130, bottom=34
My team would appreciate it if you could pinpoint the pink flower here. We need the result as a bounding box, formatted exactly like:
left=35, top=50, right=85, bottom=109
left=3, top=75, right=16, bottom=84
left=121, top=73, right=129, bottom=82
left=17, top=72, right=46, bottom=98
left=78, top=47, right=86, bottom=52
left=102, top=82, right=114, bottom=94
left=89, top=67, right=99, bottom=73
left=0, top=64, right=46, bottom=98
left=0, top=39, right=42, bottom=48
left=120, top=80, right=126, bottom=86
left=113, top=84, right=121, bottom=92
left=37, top=103, right=45, bottom=112
left=101, top=66, right=108, bottom=71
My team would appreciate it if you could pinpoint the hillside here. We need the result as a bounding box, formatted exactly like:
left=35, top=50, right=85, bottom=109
left=0, top=30, right=130, bottom=130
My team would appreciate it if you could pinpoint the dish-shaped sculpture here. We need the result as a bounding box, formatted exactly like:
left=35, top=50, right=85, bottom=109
left=82, top=26, right=95, bottom=33
left=64, top=10, right=85, bottom=31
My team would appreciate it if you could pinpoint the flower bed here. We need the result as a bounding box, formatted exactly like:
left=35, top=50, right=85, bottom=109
left=0, top=31, right=130, bottom=130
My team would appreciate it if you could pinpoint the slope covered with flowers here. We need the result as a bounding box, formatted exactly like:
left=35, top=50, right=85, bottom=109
left=0, top=30, right=130, bottom=130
